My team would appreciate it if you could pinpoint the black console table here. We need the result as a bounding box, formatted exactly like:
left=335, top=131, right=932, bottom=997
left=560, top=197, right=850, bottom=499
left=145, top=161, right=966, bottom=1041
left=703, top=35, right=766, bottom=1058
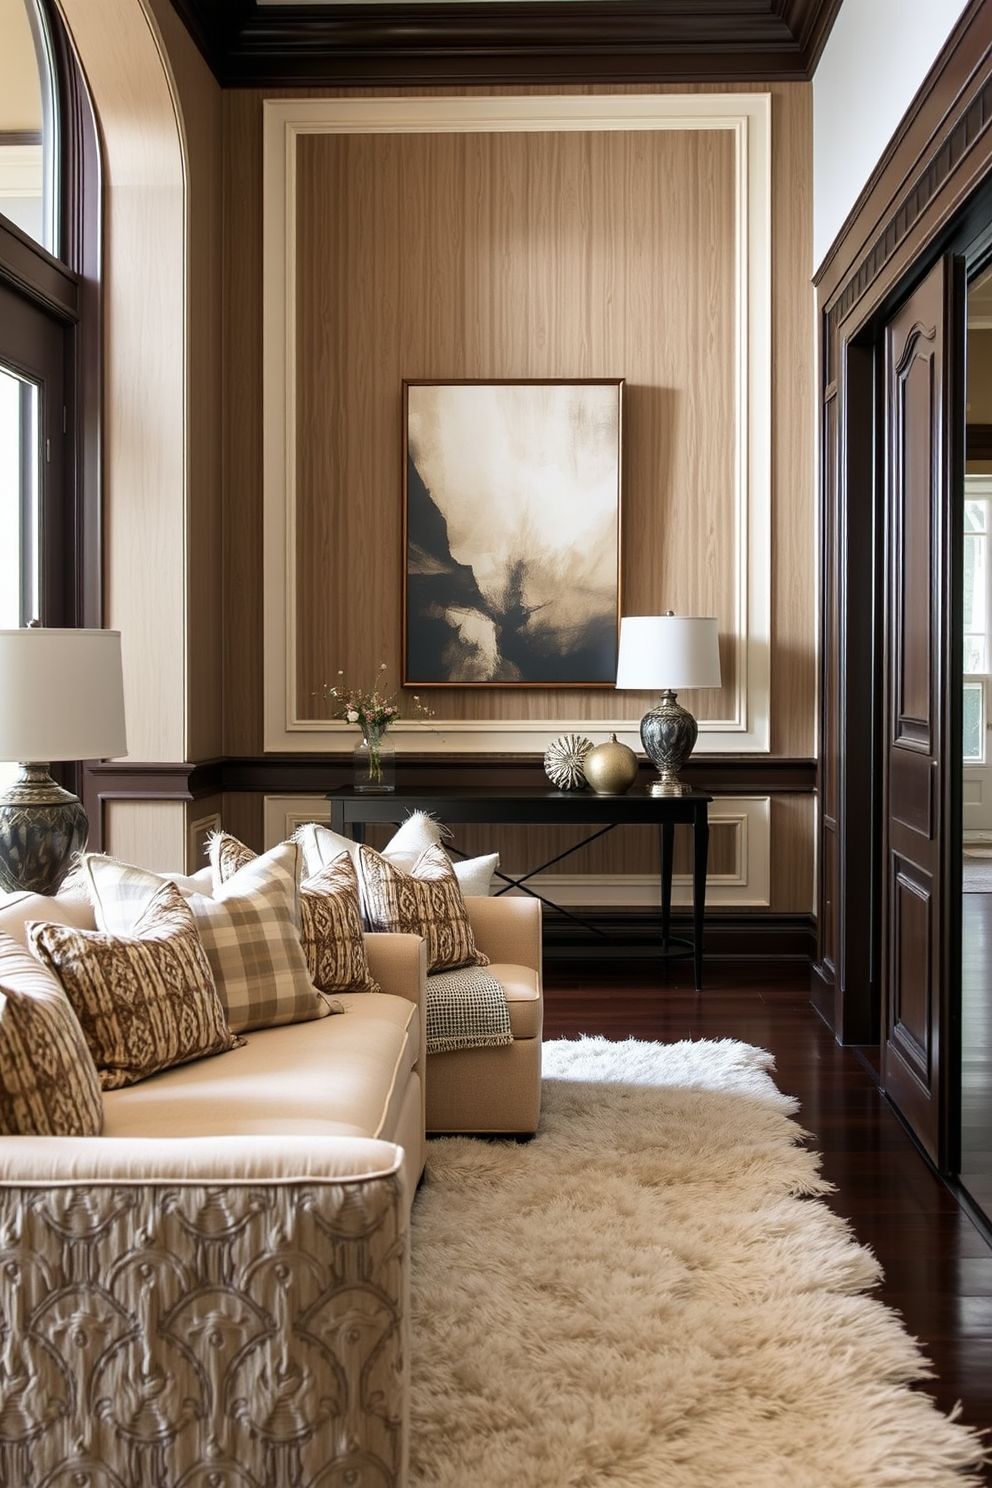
left=325, top=785, right=712, bottom=989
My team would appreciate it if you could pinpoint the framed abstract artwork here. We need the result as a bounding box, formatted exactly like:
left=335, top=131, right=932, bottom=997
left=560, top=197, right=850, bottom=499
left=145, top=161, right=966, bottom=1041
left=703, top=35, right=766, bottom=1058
left=403, top=378, right=623, bottom=686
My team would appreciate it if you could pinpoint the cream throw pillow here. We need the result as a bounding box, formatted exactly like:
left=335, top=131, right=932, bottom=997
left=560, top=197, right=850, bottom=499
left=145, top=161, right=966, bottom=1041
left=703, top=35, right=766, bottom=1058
left=210, top=832, right=378, bottom=996
left=84, top=842, right=328, bottom=1033
left=299, top=817, right=499, bottom=895
left=0, top=930, right=104, bottom=1134
left=28, top=882, right=242, bottom=1091
left=358, top=842, right=489, bottom=972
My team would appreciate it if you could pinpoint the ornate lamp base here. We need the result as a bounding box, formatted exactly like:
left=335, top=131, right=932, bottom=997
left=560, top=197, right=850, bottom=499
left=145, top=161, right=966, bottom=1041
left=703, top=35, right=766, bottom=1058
left=0, top=763, right=89, bottom=895
left=639, top=691, right=698, bottom=796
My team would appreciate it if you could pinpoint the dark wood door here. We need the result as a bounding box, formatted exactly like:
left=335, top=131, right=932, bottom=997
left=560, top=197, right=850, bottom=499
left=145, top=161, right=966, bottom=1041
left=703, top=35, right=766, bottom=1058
left=881, top=254, right=964, bottom=1169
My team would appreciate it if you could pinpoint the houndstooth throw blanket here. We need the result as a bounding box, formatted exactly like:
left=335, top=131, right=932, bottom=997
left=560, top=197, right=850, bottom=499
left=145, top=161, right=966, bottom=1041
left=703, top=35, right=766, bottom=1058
left=425, top=967, right=513, bottom=1054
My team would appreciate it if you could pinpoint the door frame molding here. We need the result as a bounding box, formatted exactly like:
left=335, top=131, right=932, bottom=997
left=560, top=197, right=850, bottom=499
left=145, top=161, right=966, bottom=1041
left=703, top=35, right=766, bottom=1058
left=814, top=0, right=992, bottom=1053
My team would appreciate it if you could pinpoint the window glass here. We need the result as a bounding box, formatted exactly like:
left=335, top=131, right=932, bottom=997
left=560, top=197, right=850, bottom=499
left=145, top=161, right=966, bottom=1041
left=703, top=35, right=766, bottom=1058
left=964, top=681, right=985, bottom=764
left=0, top=0, right=56, bottom=253
left=0, top=361, right=40, bottom=627
left=964, top=498, right=988, bottom=675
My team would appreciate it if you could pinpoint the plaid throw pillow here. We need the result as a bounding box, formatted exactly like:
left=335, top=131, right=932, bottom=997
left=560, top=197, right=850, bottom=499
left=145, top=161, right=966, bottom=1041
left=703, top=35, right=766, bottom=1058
left=0, top=930, right=104, bottom=1134
left=358, top=842, right=489, bottom=973
left=28, top=882, right=242, bottom=1091
left=84, top=842, right=328, bottom=1034
left=211, top=832, right=378, bottom=996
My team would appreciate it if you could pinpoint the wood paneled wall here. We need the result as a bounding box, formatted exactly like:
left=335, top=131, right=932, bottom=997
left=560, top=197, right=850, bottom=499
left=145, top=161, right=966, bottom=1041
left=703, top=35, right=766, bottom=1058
left=52, top=21, right=816, bottom=905
left=219, top=82, right=814, bottom=911
left=813, top=0, right=992, bottom=1036
left=293, top=125, right=737, bottom=726
left=224, top=83, right=813, bottom=765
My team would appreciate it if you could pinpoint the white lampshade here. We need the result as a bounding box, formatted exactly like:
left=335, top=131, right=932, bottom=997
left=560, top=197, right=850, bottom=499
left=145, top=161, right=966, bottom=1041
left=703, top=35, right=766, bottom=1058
left=615, top=615, right=722, bottom=692
left=0, top=628, right=128, bottom=762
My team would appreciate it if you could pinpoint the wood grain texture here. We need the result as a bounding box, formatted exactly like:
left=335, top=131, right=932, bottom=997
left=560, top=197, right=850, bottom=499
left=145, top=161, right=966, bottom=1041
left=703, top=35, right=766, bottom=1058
left=218, top=790, right=264, bottom=857
left=768, top=84, right=815, bottom=758
left=222, top=87, right=266, bottom=756
left=220, top=80, right=814, bottom=911
left=770, top=793, right=814, bottom=913
left=105, top=799, right=187, bottom=874
left=293, top=124, right=738, bottom=724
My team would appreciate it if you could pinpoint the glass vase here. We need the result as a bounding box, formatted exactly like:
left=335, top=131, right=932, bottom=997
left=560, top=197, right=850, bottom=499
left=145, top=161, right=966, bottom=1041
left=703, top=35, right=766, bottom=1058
left=353, top=724, right=395, bottom=792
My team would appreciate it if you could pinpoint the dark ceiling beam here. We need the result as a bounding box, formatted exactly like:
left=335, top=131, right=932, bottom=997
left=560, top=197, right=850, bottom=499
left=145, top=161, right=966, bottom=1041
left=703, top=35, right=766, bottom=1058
left=168, top=0, right=842, bottom=87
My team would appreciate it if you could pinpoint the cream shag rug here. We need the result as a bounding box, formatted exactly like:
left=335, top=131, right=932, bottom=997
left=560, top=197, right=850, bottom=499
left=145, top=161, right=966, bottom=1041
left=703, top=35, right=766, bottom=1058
left=410, top=1036, right=987, bottom=1487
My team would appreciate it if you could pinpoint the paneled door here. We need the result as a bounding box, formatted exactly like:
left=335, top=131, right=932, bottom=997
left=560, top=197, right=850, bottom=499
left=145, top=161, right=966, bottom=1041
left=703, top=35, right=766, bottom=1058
left=881, top=254, right=964, bottom=1169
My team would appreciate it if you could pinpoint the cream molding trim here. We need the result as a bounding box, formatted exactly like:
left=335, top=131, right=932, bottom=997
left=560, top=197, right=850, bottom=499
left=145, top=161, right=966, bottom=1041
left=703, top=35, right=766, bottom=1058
left=262, top=92, right=771, bottom=755
left=0, top=145, right=42, bottom=197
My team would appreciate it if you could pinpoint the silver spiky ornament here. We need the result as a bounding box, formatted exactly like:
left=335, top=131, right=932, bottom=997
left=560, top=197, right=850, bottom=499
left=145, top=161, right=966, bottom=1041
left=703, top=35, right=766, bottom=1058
left=543, top=734, right=593, bottom=790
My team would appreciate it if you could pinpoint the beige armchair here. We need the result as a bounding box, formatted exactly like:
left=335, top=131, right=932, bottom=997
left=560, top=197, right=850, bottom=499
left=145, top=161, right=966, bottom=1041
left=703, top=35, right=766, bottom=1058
left=425, top=895, right=543, bottom=1136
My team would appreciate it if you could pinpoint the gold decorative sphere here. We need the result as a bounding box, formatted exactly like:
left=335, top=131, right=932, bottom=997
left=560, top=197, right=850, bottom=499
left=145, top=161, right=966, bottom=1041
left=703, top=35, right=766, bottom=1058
left=583, top=734, right=639, bottom=795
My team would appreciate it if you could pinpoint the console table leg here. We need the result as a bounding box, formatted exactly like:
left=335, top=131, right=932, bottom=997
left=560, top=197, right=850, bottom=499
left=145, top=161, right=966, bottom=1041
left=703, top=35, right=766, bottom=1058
left=660, top=822, right=675, bottom=948
left=693, top=811, right=709, bottom=991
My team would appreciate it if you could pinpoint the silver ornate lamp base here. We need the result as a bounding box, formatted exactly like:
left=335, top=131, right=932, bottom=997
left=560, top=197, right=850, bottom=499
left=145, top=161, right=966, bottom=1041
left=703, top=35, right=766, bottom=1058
left=0, top=763, right=89, bottom=895
left=639, top=691, right=698, bottom=796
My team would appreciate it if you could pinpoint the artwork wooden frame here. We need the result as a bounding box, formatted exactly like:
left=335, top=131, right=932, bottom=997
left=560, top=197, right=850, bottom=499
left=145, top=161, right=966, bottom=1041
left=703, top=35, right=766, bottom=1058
left=403, top=378, right=623, bottom=687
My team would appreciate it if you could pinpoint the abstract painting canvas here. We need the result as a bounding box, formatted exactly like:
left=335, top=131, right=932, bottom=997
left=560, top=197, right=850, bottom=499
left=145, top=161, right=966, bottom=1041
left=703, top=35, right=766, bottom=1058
left=403, top=379, right=623, bottom=686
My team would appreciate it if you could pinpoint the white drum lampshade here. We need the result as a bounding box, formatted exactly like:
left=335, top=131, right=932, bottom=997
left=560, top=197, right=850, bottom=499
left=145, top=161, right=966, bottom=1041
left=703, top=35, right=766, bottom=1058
left=616, top=614, right=721, bottom=795
left=0, top=628, right=127, bottom=893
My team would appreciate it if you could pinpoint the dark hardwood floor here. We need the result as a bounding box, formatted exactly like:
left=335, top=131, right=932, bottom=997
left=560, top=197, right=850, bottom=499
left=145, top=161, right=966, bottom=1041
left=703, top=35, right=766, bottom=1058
left=542, top=954, right=992, bottom=1470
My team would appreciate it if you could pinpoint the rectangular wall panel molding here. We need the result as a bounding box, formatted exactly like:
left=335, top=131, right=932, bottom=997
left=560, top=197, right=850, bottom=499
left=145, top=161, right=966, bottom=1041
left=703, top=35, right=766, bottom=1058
left=262, top=93, right=772, bottom=756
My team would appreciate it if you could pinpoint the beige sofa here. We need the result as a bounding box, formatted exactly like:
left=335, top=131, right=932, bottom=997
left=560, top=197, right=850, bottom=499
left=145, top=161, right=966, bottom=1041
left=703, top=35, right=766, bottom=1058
left=0, top=882, right=542, bottom=1488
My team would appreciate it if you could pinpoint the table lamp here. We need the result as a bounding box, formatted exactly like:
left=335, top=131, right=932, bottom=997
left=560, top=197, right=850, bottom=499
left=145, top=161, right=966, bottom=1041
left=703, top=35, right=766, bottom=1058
left=615, top=613, right=721, bottom=795
left=0, top=628, right=127, bottom=894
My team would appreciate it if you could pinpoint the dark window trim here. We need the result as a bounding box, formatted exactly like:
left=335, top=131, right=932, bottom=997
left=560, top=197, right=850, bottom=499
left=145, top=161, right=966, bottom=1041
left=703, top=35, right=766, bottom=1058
left=49, top=2, right=103, bottom=627
left=0, top=3, right=103, bottom=815
left=0, top=2, right=102, bottom=633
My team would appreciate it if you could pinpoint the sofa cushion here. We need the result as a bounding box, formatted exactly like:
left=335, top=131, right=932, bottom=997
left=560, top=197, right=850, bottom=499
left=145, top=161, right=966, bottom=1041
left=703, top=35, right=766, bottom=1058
left=358, top=843, right=489, bottom=973
left=0, top=931, right=104, bottom=1135
left=0, top=891, right=95, bottom=948
left=101, top=990, right=420, bottom=1143
left=84, top=843, right=330, bottom=1034
left=210, top=832, right=379, bottom=996
left=28, top=882, right=243, bottom=1091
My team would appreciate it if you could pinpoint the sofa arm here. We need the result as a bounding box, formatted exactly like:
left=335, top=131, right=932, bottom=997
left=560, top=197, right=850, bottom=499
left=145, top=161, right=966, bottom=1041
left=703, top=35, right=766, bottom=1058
left=466, top=894, right=543, bottom=973
left=365, top=930, right=427, bottom=1005
left=0, top=1136, right=408, bottom=1487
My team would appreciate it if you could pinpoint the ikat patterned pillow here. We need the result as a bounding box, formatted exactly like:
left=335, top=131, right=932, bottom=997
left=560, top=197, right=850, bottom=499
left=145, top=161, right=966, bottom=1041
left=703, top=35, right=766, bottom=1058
left=358, top=842, right=489, bottom=973
left=28, top=882, right=243, bottom=1091
left=83, top=842, right=328, bottom=1034
left=0, top=930, right=104, bottom=1134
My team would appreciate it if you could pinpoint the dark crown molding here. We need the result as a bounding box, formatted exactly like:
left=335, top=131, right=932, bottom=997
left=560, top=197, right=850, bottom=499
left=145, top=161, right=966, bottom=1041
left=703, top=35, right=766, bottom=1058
left=167, top=0, right=842, bottom=87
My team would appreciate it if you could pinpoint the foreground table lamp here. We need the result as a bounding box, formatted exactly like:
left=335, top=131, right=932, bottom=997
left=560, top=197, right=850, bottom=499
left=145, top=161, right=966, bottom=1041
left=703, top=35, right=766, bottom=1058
left=0, top=628, right=127, bottom=894
left=615, top=613, right=721, bottom=795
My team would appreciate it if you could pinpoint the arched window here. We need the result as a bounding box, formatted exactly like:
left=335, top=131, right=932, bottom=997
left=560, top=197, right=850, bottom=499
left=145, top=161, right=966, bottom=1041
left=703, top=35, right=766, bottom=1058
left=0, top=0, right=57, bottom=254
left=0, top=0, right=102, bottom=801
left=0, top=0, right=100, bottom=631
